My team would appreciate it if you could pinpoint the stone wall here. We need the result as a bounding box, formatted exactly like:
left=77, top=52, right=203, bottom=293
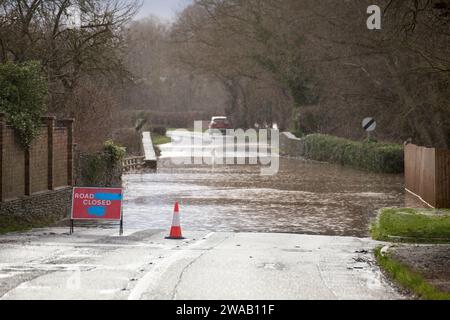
left=279, top=132, right=305, bottom=157
left=0, top=188, right=72, bottom=231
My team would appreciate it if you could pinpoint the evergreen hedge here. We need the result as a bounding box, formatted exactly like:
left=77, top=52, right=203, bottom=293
left=304, top=134, right=404, bottom=173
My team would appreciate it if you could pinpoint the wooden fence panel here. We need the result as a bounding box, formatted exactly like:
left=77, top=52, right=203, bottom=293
left=436, top=148, right=450, bottom=208
left=405, top=144, right=450, bottom=208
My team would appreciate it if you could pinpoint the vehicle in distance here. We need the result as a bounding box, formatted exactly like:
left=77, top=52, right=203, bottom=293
left=208, top=116, right=232, bottom=135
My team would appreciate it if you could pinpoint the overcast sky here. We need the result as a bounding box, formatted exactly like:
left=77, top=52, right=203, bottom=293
left=134, top=0, right=193, bottom=21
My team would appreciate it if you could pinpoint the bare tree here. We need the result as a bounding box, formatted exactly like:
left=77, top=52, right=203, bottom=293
left=0, top=0, right=141, bottom=103
left=170, top=0, right=449, bottom=146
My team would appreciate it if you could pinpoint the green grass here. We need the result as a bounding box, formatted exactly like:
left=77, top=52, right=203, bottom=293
left=0, top=216, right=27, bottom=234
left=0, top=216, right=43, bottom=235
left=0, top=224, right=31, bottom=235
left=303, top=134, right=404, bottom=173
left=374, top=246, right=450, bottom=300
left=152, top=133, right=171, bottom=145
left=371, top=208, right=450, bottom=243
left=167, top=127, right=200, bottom=132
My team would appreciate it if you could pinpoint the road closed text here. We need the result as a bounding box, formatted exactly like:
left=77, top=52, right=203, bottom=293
left=74, top=193, right=112, bottom=206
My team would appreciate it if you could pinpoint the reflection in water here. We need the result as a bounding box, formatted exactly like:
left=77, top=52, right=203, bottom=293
left=123, top=158, right=409, bottom=237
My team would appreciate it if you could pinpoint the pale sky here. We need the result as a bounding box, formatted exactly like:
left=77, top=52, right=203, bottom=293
left=134, top=0, right=193, bottom=21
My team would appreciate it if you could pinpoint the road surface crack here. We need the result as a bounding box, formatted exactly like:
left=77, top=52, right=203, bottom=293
left=170, top=234, right=232, bottom=300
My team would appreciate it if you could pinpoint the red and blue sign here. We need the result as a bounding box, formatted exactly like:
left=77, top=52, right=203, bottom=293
left=71, top=187, right=123, bottom=220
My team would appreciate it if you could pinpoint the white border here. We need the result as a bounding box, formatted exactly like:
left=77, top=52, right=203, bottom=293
left=71, top=187, right=123, bottom=221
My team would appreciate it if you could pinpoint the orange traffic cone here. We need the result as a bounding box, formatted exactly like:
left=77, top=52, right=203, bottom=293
left=166, top=202, right=184, bottom=239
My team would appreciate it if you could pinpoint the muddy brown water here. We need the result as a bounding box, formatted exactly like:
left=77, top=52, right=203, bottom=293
left=121, top=157, right=419, bottom=237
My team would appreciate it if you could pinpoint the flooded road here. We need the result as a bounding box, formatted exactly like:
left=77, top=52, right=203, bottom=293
left=123, top=131, right=410, bottom=237
left=0, top=130, right=408, bottom=300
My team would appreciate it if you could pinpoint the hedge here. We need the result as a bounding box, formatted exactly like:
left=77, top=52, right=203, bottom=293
left=303, top=134, right=404, bottom=173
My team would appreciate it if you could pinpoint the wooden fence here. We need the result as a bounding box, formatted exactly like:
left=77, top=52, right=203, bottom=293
left=405, top=144, right=450, bottom=208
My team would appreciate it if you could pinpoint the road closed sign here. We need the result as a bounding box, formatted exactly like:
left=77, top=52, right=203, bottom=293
left=72, top=187, right=123, bottom=221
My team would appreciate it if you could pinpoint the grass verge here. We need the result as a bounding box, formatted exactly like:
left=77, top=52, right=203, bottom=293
left=0, top=224, right=31, bottom=235
left=371, top=208, right=450, bottom=243
left=0, top=216, right=50, bottom=235
left=374, top=246, right=450, bottom=300
left=167, top=127, right=193, bottom=132
left=152, top=133, right=171, bottom=146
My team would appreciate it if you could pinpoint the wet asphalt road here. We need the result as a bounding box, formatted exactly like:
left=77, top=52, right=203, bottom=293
left=123, top=130, right=408, bottom=237
left=0, top=228, right=403, bottom=300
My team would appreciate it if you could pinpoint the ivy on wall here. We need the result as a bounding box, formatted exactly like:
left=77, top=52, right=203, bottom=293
left=0, top=61, right=48, bottom=148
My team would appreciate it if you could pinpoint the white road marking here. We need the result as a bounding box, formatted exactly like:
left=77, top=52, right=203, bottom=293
left=127, top=232, right=214, bottom=300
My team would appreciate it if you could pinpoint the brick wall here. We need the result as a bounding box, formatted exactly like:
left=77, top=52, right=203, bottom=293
left=1, top=128, right=25, bottom=200
left=53, top=127, right=68, bottom=188
left=30, top=128, right=48, bottom=194
left=0, top=115, right=74, bottom=201
left=0, top=113, right=75, bottom=227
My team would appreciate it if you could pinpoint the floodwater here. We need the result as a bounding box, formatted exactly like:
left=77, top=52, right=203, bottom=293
left=122, top=132, right=417, bottom=237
